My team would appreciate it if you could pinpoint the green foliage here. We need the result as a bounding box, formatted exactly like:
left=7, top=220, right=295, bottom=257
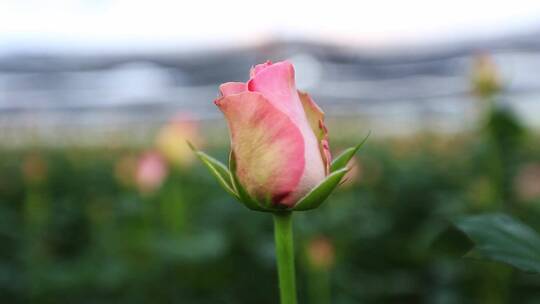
left=0, top=127, right=539, bottom=303
left=455, top=213, right=540, bottom=273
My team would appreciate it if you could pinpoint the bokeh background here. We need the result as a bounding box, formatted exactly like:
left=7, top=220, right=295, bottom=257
left=1, top=1, right=540, bottom=303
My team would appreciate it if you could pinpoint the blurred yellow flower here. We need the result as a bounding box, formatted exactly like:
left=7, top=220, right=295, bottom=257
left=155, top=114, right=202, bottom=168
left=471, top=53, right=501, bottom=99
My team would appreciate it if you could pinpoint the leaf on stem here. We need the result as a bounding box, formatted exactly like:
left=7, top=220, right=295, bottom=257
left=454, top=213, right=540, bottom=273
left=188, top=141, right=238, bottom=199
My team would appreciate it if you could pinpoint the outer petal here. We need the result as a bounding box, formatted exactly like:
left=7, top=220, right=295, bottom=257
left=299, top=91, right=332, bottom=174
left=215, top=91, right=305, bottom=207
left=249, top=60, right=273, bottom=78
left=246, top=61, right=326, bottom=205
left=247, top=61, right=305, bottom=121
left=219, top=82, right=246, bottom=96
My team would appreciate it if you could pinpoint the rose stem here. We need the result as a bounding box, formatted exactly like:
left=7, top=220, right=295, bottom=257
left=273, top=211, right=298, bottom=304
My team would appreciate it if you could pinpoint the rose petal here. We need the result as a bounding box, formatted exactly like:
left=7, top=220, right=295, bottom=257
left=299, top=91, right=332, bottom=174
left=249, top=60, right=273, bottom=78
left=246, top=61, right=327, bottom=204
left=247, top=61, right=305, bottom=122
left=215, top=91, right=305, bottom=207
left=219, top=82, right=246, bottom=97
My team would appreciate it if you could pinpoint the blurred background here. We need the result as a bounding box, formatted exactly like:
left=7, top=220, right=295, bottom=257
left=1, top=0, right=540, bottom=303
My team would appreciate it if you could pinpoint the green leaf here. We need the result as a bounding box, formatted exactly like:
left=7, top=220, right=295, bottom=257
left=293, top=167, right=349, bottom=211
left=228, top=151, right=268, bottom=212
left=188, top=142, right=238, bottom=199
left=330, top=131, right=370, bottom=173
left=454, top=213, right=540, bottom=273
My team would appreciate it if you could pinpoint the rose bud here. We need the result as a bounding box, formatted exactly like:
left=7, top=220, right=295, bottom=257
left=191, top=60, right=368, bottom=212
left=215, top=60, right=331, bottom=208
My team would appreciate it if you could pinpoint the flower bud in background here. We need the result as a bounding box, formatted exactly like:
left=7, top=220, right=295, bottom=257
left=22, top=152, right=48, bottom=185
left=471, top=53, right=501, bottom=99
left=340, top=157, right=362, bottom=189
left=215, top=60, right=331, bottom=208
left=306, top=236, right=335, bottom=271
left=514, top=163, right=540, bottom=202
left=155, top=113, right=202, bottom=168
left=114, top=154, right=138, bottom=188
left=136, top=151, right=168, bottom=194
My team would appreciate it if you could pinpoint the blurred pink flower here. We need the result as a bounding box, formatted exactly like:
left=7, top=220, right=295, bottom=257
left=514, top=163, right=540, bottom=201
left=306, top=236, right=335, bottom=271
left=22, top=152, right=47, bottom=184
left=215, top=60, right=331, bottom=208
left=340, top=157, right=362, bottom=188
left=136, top=151, right=168, bottom=194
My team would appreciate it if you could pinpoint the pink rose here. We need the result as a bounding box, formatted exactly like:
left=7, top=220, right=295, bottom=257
left=215, top=61, right=331, bottom=208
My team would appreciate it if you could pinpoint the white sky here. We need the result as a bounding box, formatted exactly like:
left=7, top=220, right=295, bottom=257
left=0, top=0, right=539, bottom=53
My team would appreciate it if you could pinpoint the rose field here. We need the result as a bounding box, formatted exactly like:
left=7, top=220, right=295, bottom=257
left=1, top=110, right=540, bottom=303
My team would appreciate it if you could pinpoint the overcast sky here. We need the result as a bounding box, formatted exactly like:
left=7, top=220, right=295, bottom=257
left=1, top=0, right=540, bottom=54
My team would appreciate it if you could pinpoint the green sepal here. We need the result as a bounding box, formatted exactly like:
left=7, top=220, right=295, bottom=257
left=330, top=131, right=370, bottom=173
left=228, top=151, right=270, bottom=212
left=292, top=167, right=349, bottom=211
left=187, top=142, right=238, bottom=199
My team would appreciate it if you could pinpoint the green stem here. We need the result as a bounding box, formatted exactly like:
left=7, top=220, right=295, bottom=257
left=273, top=212, right=298, bottom=304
